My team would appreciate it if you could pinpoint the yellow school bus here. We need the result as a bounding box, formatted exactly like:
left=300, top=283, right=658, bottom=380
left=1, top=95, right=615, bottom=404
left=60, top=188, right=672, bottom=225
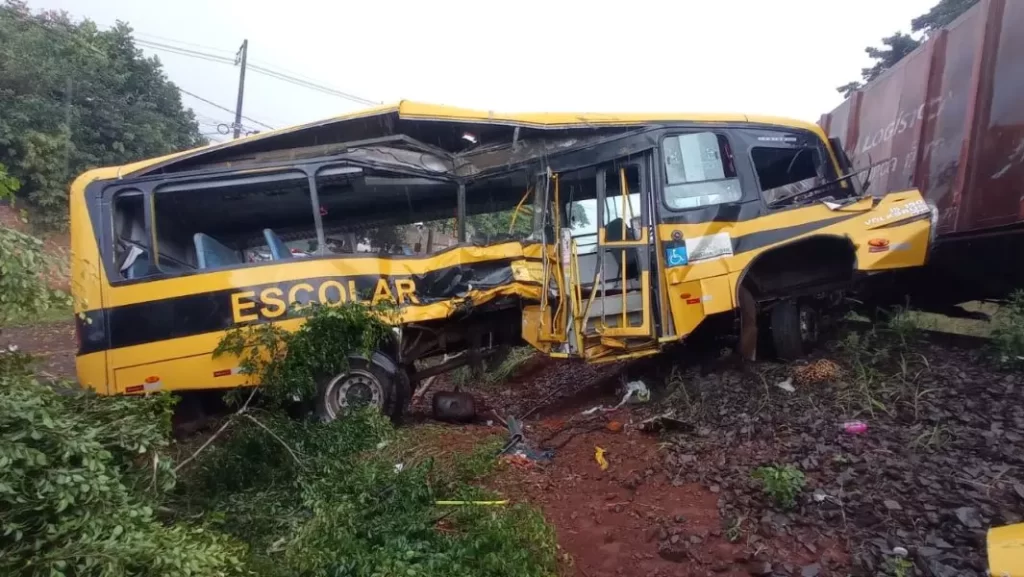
left=70, top=101, right=935, bottom=419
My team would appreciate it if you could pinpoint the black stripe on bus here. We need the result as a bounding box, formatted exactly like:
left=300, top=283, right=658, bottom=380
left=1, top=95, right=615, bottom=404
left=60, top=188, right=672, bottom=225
left=77, top=258, right=526, bottom=355
left=77, top=215, right=858, bottom=355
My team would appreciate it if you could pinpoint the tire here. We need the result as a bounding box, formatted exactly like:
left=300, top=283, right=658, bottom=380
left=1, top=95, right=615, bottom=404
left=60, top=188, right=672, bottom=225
left=770, top=299, right=820, bottom=361
left=431, top=391, right=477, bottom=423
left=315, top=353, right=408, bottom=423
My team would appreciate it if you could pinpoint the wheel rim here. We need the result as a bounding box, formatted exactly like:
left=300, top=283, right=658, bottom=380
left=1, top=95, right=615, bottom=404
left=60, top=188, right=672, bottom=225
left=323, top=369, right=384, bottom=420
left=799, top=306, right=820, bottom=346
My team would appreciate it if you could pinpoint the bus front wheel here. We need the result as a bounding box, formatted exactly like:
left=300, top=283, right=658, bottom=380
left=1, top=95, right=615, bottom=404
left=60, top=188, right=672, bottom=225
left=315, top=354, right=407, bottom=423
left=770, top=299, right=820, bottom=361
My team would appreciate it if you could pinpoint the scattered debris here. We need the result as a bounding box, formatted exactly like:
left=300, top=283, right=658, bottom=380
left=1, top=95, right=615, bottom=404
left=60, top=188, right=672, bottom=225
left=499, top=453, right=534, bottom=470
left=637, top=410, right=689, bottom=433
left=578, top=379, right=651, bottom=416
left=622, top=379, right=651, bottom=404
left=499, top=415, right=553, bottom=462
left=408, top=328, right=1022, bottom=576
left=842, top=420, right=868, bottom=435
left=775, top=377, right=795, bottom=393
left=594, top=446, right=608, bottom=471
left=792, top=358, right=844, bottom=385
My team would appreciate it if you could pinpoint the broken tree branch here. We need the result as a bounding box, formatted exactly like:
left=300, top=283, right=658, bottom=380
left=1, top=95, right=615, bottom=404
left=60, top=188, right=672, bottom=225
left=242, top=413, right=303, bottom=467
left=173, top=387, right=258, bottom=474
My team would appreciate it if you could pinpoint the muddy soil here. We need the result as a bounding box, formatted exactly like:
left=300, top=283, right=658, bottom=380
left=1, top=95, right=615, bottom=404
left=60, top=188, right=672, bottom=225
left=0, top=320, right=76, bottom=379
left=430, top=329, right=1023, bottom=577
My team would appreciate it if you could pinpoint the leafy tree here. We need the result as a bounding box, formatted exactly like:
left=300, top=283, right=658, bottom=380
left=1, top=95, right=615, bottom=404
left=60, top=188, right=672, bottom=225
left=467, top=209, right=534, bottom=241
left=0, top=1, right=204, bottom=228
left=837, top=32, right=922, bottom=97
left=836, top=0, right=979, bottom=97
left=0, top=165, right=69, bottom=329
left=912, top=0, right=980, bottom=33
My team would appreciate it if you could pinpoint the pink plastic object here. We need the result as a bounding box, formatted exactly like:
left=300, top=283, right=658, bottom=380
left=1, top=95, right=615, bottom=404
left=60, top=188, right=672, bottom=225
left=842, top=421, right=868, bottom=435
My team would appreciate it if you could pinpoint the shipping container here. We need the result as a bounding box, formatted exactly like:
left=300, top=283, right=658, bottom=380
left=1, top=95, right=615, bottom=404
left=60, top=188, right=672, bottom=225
left=820, top=0, right=1024, bottom=308
left=820, top=0, right=1024, bottom=237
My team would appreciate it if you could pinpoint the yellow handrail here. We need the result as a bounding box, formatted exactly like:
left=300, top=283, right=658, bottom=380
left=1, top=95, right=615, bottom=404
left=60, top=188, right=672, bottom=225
left=507, top=186, right=533, bottom=235
left=618, top=167, right=629, bottom=330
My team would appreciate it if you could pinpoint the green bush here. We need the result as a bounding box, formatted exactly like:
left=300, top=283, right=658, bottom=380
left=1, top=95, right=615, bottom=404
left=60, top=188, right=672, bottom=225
left=0, top=353, right=244, bottom=577
left=173, top=410, right=559, bottom=577
left=202, top=304, right=559, bottom=576
left=0, top=164, right=70, bottom=328
left=214, top=302, right=395, bottom=405
left=752, top=465, right=806, bottom=510
left=992, top=290, right=1024, bottom=368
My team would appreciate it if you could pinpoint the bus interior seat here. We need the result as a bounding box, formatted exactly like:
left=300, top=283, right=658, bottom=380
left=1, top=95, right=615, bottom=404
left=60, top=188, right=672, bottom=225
left=120, top=247, right=151, bottom=280
left=118, top=244, right=192, bottom=279
left=263, top=228, right=293, bottom=260
left=194, top=233, right=242, bottom=269
left=605, top=217, right=639, bottom=278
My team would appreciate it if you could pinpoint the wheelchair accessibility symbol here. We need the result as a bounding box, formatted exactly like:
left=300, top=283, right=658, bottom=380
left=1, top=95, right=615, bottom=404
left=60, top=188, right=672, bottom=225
left=665, top=246, right=688, bottom=267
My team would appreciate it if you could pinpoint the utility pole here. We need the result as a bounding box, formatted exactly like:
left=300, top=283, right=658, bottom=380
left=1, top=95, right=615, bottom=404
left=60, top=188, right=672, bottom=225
left=232, top=39, right=248, bottom=139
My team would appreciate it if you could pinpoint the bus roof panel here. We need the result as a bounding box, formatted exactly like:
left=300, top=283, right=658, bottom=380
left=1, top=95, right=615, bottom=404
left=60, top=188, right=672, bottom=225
left=107, top=101, right=827, bottom=179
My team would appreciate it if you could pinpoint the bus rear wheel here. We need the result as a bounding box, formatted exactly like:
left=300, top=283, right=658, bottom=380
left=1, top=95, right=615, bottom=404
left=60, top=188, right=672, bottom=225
left=315, top=355, right=406, bottom=422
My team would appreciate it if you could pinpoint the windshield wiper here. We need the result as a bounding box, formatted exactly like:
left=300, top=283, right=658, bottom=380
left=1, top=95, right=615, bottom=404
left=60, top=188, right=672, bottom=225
left=765, top=164, right=874, bottom=209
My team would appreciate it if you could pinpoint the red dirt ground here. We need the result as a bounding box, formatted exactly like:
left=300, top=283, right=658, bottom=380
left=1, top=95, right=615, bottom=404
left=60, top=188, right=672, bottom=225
left=0, top=320, right=76, bottom=379
left=415, top=357, right=848, bottom=577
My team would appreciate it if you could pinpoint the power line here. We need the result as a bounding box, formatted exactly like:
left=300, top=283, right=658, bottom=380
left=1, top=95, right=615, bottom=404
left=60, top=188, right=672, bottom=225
left=133, top=31, right=236, bottom=56
left=176, top=87, right=274, bottom=130
left=134, top=38, right=379, bottom=106
left=247, top=63, right=378, bottom=106
left=135, top=38, right=235, bottom=65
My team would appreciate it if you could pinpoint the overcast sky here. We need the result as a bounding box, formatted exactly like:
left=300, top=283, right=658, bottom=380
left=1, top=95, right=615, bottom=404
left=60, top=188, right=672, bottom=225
left=31, top=0, right=935, bottom=143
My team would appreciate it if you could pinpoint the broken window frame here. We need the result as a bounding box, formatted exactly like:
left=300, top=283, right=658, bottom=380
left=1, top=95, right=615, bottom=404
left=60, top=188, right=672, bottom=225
left=745, top=130, right=839, bottom=209
left=100, top=159, right=471, bottom=285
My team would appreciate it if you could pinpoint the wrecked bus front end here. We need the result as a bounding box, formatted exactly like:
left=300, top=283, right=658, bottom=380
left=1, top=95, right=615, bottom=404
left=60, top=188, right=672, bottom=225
left=513, top=120, right=934, bottom=364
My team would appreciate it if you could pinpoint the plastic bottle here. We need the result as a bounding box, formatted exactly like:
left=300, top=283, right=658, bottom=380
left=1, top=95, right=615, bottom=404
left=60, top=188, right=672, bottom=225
left=842, top=420, right=868, bottom=435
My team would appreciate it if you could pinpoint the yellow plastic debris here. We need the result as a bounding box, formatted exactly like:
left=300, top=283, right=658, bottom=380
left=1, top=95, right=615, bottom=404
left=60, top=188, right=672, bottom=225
left=435, top=500, right=509, bottom=506
left=594, top=446, right=608, bottom=471
left=988, top=522, right=1024, bottom=577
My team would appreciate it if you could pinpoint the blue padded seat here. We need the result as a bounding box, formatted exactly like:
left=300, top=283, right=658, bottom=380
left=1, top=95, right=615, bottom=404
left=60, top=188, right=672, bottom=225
left=194, top=233, right=242, bottom=269
left=263, top=228, right=294, bottom=260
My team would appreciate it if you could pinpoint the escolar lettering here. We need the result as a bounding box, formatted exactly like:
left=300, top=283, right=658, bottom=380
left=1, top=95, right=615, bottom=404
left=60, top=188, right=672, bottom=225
left=230, top=277, right=420, bottom=324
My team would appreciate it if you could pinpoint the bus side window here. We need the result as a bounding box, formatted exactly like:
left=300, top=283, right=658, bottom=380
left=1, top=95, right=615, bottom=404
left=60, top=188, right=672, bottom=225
left=662, top=133, right=743, bottom=210
left=113, top=192, right=153, bottom=279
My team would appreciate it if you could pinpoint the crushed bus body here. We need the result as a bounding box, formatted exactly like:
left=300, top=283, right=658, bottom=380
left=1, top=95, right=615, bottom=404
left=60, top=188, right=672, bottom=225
left=70, top=101, right=935, bottom=419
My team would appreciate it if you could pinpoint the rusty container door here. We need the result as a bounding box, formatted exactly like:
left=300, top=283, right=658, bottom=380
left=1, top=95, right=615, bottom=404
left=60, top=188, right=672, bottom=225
left=964, top=0, right=1024, bottom=231
left=820, top=0, right=1023, bottom=237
